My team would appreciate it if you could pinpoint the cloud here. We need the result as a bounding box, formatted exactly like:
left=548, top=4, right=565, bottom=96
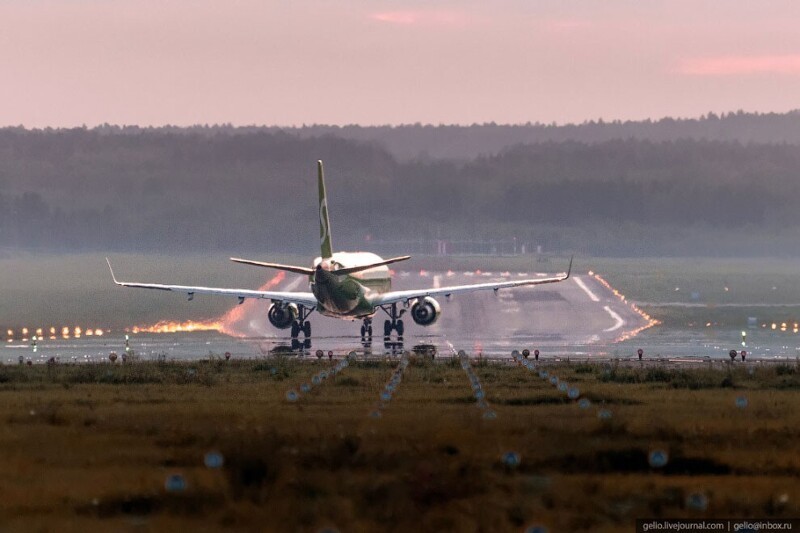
left=676, top=54, right=800, bottom=76
left=369, top=9, right=469, bottom=27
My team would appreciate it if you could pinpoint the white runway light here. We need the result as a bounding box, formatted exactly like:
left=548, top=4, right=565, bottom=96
left=368, top=352, right=410, bottom=418
left=457, top=350, right=496, bottom=419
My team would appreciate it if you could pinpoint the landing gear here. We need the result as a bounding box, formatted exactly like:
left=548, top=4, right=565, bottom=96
left=383, top=319, right=404, bottom=337
left=291, top=338, right=311, bottom=351
left=360, top=318, right=373, bottom=347
left=380, top=303, right=405, bottom=350
left=290, top=305, right=314, bottom=344
left=290, top=320, right=311, bottom=338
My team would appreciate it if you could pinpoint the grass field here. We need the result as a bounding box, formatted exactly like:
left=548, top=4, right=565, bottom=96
left=585, top=258, right=800, bottom=332
left=1, top=356, right=798, bottom=532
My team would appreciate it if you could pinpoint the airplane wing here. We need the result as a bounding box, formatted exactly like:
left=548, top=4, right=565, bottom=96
left=106, top=259, right=318, bottom=308
left=368, top=258, right=572, bottom=307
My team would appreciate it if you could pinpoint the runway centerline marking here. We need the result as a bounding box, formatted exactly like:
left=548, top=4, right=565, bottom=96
left=602, top=305, right=625, bottom=332
left=574, top=277, right=600, bottom=302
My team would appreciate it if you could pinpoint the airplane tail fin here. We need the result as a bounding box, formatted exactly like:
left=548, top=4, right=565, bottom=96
left=318, top=160, right=333, bottom=259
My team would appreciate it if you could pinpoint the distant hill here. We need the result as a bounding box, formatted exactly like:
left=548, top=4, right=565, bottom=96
left=266, top=110, right=800, bottom=160
left=40, top=109, right=800, bottom=162
left=3, top=121, right=800, bottom=256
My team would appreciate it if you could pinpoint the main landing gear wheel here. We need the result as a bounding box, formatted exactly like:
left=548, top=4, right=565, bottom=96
left=291, top=320, right=311, bottom=339
left=291, top=321, right=312, bottom=353
left=383, top=319, right=404, bottom=338
left=289, top=305, right=314, bottom=353
left=381, top=303, right=405, bottom=350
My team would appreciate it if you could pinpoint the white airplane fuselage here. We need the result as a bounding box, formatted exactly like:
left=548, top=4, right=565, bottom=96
left=310, top=251, right=391, bottom=319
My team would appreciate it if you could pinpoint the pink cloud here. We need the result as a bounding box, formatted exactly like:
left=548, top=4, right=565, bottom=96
left=369, top=10, right=468, bottom=27
left=677, top=54, right=800, bottom=76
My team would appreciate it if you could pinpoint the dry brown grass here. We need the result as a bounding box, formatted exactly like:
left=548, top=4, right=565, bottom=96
left=0, top=357, right=797, bottom=532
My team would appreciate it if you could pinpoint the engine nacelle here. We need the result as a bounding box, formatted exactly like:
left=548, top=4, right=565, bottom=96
left=268, top=303, right=298, bottom=329
left=410, top=297, right=441, bottom=326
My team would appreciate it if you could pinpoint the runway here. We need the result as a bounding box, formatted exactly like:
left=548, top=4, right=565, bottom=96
left=222, top=270, right=651, bottom=356
left=5, top=270, right=800, bottom=362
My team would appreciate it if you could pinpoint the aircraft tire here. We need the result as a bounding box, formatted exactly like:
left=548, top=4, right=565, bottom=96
left=302, top=321, right=311, bottom=337
left=291, top=322, right=300, bottom=339
left=384, top=320, right=392, bottom=337
left=396, top=320, right=404, bottom=336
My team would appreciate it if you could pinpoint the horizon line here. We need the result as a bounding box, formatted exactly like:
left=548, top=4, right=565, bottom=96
left=2, top=108, right=800, bottom=132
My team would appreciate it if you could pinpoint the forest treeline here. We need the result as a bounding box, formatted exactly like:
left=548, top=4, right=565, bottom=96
left=273, top=109, right=800, bottom=161
left=1, top=124, right=800, bottom=256
left=36, top=109, right=800, bottom=161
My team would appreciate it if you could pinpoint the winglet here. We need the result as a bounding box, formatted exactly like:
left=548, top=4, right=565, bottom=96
left=106, top=257, right=121, bottom=285
left=564, top=255, right=574, bottom=280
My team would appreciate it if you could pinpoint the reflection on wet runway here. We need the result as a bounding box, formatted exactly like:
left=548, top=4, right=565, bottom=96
left=4, top=271, right=800, bottom=362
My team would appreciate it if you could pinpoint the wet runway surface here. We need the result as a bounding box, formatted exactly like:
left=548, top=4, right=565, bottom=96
left=219, top=270, right=650, bottom=357
left=3, top=271, right=800, bottom=362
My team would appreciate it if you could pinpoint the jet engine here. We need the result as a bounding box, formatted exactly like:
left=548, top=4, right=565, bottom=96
left=268, top=303, right=298, bottom=329
left=410, top=297, right=441, bottom=326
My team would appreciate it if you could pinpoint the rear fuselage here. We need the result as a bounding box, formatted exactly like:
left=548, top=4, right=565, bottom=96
left=310, top=251, right=391, bottom=319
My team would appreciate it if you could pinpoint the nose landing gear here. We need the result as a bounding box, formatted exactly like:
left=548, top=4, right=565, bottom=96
left=360, top=318, right=373, bottom=347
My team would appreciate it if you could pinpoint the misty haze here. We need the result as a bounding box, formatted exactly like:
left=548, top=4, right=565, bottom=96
left=3, top=111, right=800, bottom=258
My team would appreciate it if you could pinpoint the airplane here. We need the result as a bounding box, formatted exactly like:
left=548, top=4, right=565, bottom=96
left=107, top=161, right=572, bottom=346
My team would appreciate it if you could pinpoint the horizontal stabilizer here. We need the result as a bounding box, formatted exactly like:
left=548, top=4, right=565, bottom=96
left=331, top=255, right=411, bottom=276
left=230, top=258, right=315, bottom=276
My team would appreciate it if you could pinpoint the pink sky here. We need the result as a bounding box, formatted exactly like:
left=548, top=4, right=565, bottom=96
left=1, top=0, right=799, bottom=127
